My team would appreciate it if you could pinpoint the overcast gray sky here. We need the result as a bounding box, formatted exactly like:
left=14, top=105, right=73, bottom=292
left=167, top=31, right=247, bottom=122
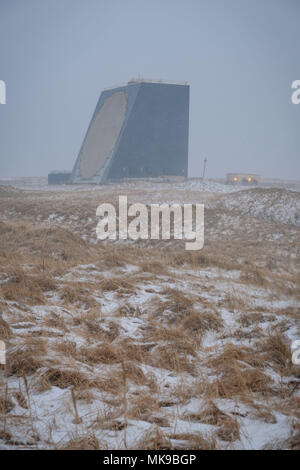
left=0, top=0, right=299, bottom=179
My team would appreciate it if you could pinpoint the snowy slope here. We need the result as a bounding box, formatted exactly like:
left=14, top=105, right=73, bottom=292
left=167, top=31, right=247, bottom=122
left=216, top=188, right=300, bottom=226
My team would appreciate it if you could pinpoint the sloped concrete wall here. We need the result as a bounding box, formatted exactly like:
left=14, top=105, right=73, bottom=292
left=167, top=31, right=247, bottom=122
left=71, top=81, right=189, bottom=183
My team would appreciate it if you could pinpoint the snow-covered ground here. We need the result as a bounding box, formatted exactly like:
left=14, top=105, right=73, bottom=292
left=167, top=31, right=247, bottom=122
left=0, top=178, right=299, bottom=450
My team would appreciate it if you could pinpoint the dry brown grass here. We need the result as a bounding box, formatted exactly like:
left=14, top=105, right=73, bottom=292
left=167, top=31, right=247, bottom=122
left=79, top=342, right=119, bottom=365
left=169, top=432, right=217, bottom=450
left=143, top=323, right=196, bottom=348
left=98, top=249, right=127, bottom=269
left=183, top=400, right=228, bottom=426
left=96, top=370, right=124, bottom=395
left=0, top=395, right=14, bottom=414
left=239, top=267, right=267, bottom=286
left=82, top=318, right=119, bottom=340
left=150, top=342, right=196, bottom=374
left=170, top=378, right=203, bottom=404
left=289, top=422, right=300, bottom=450
left=259, top=332, right=292, bottom=374
left=216, top=416, right=241, bottom=442
left=208, top=343, right=263, bottom=370
left=210, top=363, right=272, bottom=399
left=222, top=292, right=248, bottom=312
left=168, top=246, right=238, bottom=272
left=122, top=361, right=147, bottom=385
left=59, top=433, right=101, bottom=450
left=128, top=391, right=160, bottom=420
left=0, top=266, right=57, bottom=305
left=78, top=338, right=149, bottom=369
left=0, top=312, right=11, bottom=339
left=162, top=287, right=194, bottom=307
left=59, top=283, right=97, bottom=309
left=98, top=276, right=136, bottom=294
left=0, top=184, right=299, bottom=450
left=43, top=312, right=67, bottom=331
left=139, top=260, right=167, bottom=274
left=180, top=399, right=240, bottom=442
left=53, top=340, right=77, bottom=356
left=116, top=337, right=148, bottom=362
left=7, top=339, right=47, bottom=376
left=37, top=367, right=91, bottom=391
left=250, top=405, right=277, bottom=424
left=116, top=303, right=142, bottom=317
left=237, top=312, right=266, bottom=328
left=0, top=222, right=95, bottom=265
left=205, top=344, right=275, bottom=401
left=181, top=309, right=223, bottom=336
left=135, top=426, right=172, bottom=450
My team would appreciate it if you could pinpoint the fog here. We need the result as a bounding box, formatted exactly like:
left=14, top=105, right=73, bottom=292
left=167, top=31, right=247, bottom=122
left=0, top=0, right=299, bottom=180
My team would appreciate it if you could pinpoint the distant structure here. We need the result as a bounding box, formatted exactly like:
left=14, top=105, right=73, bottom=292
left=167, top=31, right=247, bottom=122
left=48, top=171, right=71, bottom=185
left=70, top=79, right=189, bottom=184
left=202, top=158, right=207, bottom=179
left=226, top=173, right=261, bottom=185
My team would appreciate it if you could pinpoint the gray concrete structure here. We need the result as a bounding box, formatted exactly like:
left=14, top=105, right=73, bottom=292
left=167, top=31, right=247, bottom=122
left=48, top=171, right=71, bottom=184
left=71, top=79, right=189, bottom=183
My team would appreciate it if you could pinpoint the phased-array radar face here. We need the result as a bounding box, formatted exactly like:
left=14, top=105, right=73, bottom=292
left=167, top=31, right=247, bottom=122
left=71, top=80, right=189, bottom=184
left=79, top=91, right=128, bottom=179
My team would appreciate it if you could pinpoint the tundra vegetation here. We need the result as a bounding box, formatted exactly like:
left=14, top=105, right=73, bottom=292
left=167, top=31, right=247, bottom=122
left=0, top=179, right=299, bottom=449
